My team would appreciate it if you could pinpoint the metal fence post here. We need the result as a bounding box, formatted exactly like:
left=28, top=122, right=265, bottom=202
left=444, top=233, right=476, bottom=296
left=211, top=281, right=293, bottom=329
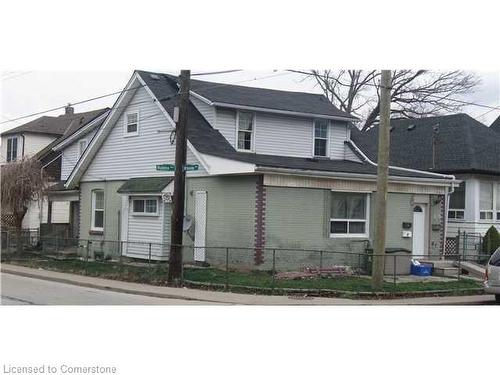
left=119, top=241, right=124, bottom=278
left=85, top=240, right=91, bottom=276
left=393, top=255, right=397, bottom=285
left=272, top=249, right=276, bottom=293
left=225, top=247, right=229, bottom=291
left=457, top=254, right=461, bottom=281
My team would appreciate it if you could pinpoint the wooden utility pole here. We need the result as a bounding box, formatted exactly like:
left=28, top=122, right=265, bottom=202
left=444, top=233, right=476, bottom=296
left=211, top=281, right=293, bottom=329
left=168, top=70, right=190, bottom=285
left=371, top=70, right=392, bottom=290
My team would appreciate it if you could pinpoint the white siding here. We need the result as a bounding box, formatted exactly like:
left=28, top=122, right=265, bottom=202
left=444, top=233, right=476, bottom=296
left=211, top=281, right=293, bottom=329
left=329, top=122, right=350, bottom=159
left=125, top=197, right=167, bottom=258
left=191, top=96, right=216, bottom=127
left=215, top=108, right=237, bottom=148
left=344, top=144, right=362, bottom=162
left=50, top=201, right=70, bottom=223
left=82, top=86, right=207, bottom=181
left=24, top=133, right=57, bottom=157
left=61, top=129, right=98, bottom=180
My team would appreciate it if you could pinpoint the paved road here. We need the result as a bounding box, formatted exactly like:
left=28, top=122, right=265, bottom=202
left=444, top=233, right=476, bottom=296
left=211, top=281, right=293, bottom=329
left=0, top=273, right=224, bottom=305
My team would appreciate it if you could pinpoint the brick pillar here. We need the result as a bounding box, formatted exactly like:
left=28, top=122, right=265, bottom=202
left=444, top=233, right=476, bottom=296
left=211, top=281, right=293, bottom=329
left=254, top=175, right=266, bottom=265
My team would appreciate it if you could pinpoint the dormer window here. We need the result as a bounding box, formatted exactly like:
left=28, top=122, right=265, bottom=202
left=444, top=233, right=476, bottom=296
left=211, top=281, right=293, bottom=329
left=313, top=120, right=328, bottom=157
left=237, top=111, right=254, bottom=151
left=124, top=111, right=139, bottom=136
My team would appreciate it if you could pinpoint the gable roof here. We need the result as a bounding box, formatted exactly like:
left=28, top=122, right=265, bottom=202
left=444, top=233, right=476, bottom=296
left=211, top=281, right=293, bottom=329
left=54, top=108, right=109, bottom=147
left=138, top=70, right=356, bottom=120
left=2, top=108, right=108, bottom=137
left=351, top=113, right=500, bottom=175
left=491, top=115, right=500, bottom=134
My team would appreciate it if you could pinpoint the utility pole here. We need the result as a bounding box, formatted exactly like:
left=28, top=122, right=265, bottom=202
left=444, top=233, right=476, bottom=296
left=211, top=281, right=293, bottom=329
left=168, top=70, right=190, bottom=285
left=371, top=70, right=392, bottom=290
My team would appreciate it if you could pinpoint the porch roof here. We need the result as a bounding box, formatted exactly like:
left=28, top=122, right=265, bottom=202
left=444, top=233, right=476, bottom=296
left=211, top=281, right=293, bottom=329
left=117, top=176, right=174, bottom=194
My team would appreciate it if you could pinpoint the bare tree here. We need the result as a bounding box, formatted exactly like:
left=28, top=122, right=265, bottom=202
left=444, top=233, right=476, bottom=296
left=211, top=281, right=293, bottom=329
left=309, top=70, right=480, bottom=131
left=1, top=157, right=50, bottom=251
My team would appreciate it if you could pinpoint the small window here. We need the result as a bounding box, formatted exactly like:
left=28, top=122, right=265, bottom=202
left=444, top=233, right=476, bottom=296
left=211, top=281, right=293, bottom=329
left=314, top=120, right=328, bottom=157
left=125, top=112, right=139, bottom=136
left=91, top=190, right=104, bottom=231
left=6, top=137, right=18, bottom=162
left=237, top=111, right=254, bottom=151
left=132, top=198, right=158, bottom=216
left=480, top=182, right=494, bottom=220
left=78, top=139, right=87, bottom=157
left=330, top=192, right=368, bottom=237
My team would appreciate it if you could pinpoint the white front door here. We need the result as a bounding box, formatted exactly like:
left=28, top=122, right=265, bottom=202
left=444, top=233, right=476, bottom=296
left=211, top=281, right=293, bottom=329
left=412, top=205, right=426, bottom=257
left=194, top=191, right=207, bottom=262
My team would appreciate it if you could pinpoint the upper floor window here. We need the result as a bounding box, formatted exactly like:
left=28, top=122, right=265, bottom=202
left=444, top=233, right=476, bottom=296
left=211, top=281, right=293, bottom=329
left=78, top=139, right=87, bottom=157
left=237, top=111, right=254, bottom=151
left=6, top=137, right=18, bottom=162
left=314, top=120, right=328, bottom=157
left=124, top=112, right=139, bottom=136
left=448, top=182, right=465, bottom=220
left=330, top=192, right=369, bottom=237
left=91, top=189, right=104, bottom=231
left=132, top=198, right=159, bottom=216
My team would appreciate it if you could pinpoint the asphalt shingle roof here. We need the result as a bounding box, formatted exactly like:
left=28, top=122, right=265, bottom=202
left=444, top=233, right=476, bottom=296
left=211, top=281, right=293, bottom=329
left=117, top=176, right=174, bottom=194
left=2, top=108, right=108, bottom=137
left=351, top=113, right=500, bottom=175
left=137, top=71, right=449, bottom=181
left=491, top=115, right=500, bottom=134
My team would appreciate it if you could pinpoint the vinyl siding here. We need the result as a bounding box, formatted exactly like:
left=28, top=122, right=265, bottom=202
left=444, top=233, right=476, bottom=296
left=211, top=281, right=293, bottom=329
left=344, top=144, right=362, bottom=162
left=214, top=108, right=351, bottom=159
left=191, top=96, right=216, bottom=127
left=82, top=86, right=207, bottom=182
left=60, top=128, right=98, bottom=180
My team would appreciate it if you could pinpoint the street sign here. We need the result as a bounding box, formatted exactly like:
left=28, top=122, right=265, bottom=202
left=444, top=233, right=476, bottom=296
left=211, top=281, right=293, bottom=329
left=156, top=164, right=199, bottom=172
left=156, top=164, right=175, bottom=171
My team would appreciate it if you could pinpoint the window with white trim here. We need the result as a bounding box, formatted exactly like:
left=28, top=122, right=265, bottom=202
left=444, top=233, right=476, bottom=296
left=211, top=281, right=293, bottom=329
left=330, top=192, right=368, bottom=236
left=132, top=198, right=158, bottom=216
left=448, top=182, right=465, bottom=220
left=480, top=181, right=494, bottom=220
left=124, top=112, right=139, bottom=136
left=78, top=139, right=87, bottom=157
left=6, top=137, right=18, bottom=162
left=91, top=190, right=104, bottom=231
left=313, top=120, right=328, bottom=157
left=237, top=111, right=254, bottom=151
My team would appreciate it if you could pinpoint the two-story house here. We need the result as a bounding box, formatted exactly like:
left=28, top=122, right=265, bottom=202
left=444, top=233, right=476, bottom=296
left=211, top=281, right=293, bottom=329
left=352, top=114, right=500, bottom=243
left=0, top=106, right=108, bottom=230
left=64, top=70, right=456, bottom=269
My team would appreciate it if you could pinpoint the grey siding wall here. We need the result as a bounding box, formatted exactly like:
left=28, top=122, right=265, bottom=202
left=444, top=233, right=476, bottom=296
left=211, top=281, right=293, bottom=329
left=329, top=121, right=350, bottom=159
left=214, top=108, right=237, bottom=148
left=61, top=128, right=98, bottom=180
left=191, top=96, right=216, bottom=127
left=82, top=86, right=206, bottom=182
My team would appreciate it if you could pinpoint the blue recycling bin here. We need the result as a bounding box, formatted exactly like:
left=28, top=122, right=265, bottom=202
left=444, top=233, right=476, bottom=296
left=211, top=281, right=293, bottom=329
left=410, top=262, right=433, bottom=276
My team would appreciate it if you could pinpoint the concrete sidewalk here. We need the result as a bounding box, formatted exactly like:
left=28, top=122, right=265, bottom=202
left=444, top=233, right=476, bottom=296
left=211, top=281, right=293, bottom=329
left=0, top=263, right=494, bottom=305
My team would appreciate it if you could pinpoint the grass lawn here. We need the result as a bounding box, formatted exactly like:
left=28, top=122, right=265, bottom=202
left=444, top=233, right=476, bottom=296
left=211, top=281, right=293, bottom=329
left=3, top=255, right=482, bottom=295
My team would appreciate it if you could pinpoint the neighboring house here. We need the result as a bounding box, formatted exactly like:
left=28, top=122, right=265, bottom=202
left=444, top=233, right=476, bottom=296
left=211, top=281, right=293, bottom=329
left=0, top=106, right=108, bottom=230
left=65, top=70, right=456, bottom=269
left=352, top=113, right=500, bottom=240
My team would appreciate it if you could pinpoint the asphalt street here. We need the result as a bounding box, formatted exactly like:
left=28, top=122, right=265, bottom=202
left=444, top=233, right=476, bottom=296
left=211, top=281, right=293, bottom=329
left=0, top=273, right=224, bottom=305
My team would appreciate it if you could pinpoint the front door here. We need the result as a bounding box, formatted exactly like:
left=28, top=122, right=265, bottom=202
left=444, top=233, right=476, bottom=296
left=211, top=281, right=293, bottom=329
left=412, top=205, right=426, bottom=257
left=194, top=191, right=207, bottom=262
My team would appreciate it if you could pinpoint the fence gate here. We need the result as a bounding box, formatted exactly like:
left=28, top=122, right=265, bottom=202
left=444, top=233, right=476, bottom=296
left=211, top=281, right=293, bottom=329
left=194, top=191, right=207, bottom=262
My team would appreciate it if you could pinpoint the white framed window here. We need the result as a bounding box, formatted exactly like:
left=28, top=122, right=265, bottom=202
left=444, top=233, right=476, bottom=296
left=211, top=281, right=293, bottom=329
left=448, top=182, right=465, bottom=221
left=237, top=111, right=254, bottom=151
left=132, top=198, right=159, bottom=216
left=480, top=181, right=494, bottom=220
left=313, top=120, right=328, bottom=157
left=78, top=139, right=87, bottom=157
left=124, top=111, right=139, bottom=136
left=91, top=190, right=104, bottom=231
left=330, top=192, right=369, bottom=237
left=6, top=136, right=18, bottom=162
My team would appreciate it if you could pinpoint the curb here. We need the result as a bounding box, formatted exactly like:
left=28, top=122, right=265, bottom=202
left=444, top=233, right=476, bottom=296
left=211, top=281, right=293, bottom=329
left=1, top=267, right=232, bottom=305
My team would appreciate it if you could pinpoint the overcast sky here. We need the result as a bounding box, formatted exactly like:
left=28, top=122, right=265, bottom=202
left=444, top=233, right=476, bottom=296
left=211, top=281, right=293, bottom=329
left=1, top=70, right=499, bottom=133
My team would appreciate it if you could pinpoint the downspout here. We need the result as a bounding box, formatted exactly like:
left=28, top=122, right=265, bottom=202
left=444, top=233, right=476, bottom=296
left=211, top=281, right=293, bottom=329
left=348, top=140, right=457, bottom=258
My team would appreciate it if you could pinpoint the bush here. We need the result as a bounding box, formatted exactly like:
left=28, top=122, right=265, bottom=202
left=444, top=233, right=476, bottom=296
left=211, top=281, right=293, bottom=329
left=482, top=226, right=500, bottom=255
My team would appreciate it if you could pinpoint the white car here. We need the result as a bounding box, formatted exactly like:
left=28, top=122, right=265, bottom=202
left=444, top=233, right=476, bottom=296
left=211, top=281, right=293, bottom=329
left=484, top=248, right=500, bottom=303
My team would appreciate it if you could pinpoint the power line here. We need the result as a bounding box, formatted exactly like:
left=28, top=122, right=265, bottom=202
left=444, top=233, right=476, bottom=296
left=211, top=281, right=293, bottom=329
left=0, top=71, right=293, bottom=127
left=191, top=69, right=242, bottom=76
left=287, top=69, right=500, bottom=113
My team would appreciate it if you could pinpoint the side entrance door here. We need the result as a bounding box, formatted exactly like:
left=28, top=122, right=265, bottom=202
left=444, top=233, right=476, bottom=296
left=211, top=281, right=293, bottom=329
left=194, top=191, right=207, bottom=262
left=412, top=205, right=426, bottom=258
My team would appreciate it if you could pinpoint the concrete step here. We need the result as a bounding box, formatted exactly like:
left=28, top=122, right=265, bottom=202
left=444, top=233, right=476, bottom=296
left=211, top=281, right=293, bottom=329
left=433, top=267, right=459, bottom=277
